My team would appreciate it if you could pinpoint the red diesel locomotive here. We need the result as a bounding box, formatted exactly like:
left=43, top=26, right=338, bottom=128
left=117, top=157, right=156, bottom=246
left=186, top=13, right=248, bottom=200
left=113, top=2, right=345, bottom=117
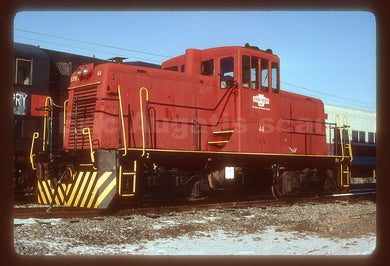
left=31, top=44, right=352, bottom=208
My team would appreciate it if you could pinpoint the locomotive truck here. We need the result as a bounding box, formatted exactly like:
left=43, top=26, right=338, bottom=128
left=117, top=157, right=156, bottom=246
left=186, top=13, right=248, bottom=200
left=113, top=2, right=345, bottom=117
left=30, top=44, right=353, bottom=208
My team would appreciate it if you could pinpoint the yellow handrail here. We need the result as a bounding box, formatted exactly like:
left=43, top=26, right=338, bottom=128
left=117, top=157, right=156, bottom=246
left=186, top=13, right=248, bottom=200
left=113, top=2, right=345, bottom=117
left=82, top=127, right=97, bottom=170
left=335, top=115, right=344, bottom=161
left=118, top=161, right=137, bottom=197
left=63, top=99, right=68, bottom=144
left=30, top=132, right=39, bottom=170
left=42, top=97, right=53, bottom=151
left=117, top=85, right=127, bottom=157
left=139, top=87, right=149, bottom=157
left=343, top=116, right=353, bottom=162
left=133, top=160, right=137, bottom=193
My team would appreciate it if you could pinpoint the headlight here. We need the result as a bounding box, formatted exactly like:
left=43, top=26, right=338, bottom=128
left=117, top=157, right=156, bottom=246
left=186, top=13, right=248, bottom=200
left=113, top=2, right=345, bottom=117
left=83, top=67, right=88, bottom=75
left=225, top=167, right=235, bottom=179
left=76, top=68, right=82, bottom=76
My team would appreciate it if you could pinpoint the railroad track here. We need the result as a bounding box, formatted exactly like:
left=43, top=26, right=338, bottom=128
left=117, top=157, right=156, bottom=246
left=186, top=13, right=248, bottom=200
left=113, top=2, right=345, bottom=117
left=13, top=187, right=375, bottom=219
left=117, top=188, right=376, bottom=216
left=13, top=206, right=111, bottom=219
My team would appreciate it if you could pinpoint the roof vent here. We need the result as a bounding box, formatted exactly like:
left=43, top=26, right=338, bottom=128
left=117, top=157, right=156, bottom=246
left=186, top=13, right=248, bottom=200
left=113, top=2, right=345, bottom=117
left=244, top=43, right=260, bottom=50
left=108, top=57, right=128, bottom=63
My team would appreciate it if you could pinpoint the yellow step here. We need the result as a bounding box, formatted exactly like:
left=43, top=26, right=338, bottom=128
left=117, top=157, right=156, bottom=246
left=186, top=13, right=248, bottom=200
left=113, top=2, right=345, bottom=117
left=212, top=130, right=234, bottom=135
left=208, top=140, right=229, bottom=146
left=122, top=172, right=136, bottom=175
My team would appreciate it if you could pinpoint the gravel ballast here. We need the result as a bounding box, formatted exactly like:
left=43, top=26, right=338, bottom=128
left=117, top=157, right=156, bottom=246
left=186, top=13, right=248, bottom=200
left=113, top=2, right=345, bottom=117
left=13, top=198, right=376, bottom=255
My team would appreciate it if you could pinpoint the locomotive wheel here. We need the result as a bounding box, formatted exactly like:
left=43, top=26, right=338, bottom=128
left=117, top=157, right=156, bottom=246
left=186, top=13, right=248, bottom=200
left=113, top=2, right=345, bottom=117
left=189, top=176, right=209, bottom=201
left=271, top=175, right=283, bottom=199
left=323, top=169, right=336, bottom=191
left=16, top=174, right=29, bottom=189
left=271, top=184, right=283, bottom=199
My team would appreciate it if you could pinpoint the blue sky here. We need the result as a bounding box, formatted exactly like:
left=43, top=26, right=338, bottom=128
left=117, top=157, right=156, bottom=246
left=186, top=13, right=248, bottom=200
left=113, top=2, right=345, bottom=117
left=13, top=11, right=376, bottom=112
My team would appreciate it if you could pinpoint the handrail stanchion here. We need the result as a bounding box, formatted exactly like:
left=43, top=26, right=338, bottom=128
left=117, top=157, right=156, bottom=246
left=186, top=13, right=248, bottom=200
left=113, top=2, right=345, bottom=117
left=139, top=87, right=149, bottom=157
left=335, top=115, right=344, bottom=162
left=63, top=99, right=68, bottom=144
left=343, top=116, right=353, bottom=162
left=82, top=127, right=97, bottom=170
left=118, top=85, right=127, bottom=157
left=43, top=97, right=53, bottom=151
left=30, top=132, right=39, bottom=170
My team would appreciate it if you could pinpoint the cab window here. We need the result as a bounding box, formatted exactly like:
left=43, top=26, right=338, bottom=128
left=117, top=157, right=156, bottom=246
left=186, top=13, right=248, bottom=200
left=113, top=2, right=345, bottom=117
left=261, top=59, right=269, bottom=91
left=271, top=62, right=279, bottom=93
left=250, top=56, right=259, bottom=90
left=220, top=57, right=234, bottom=89
left=242, top=55, right=259, bottom=90
left=15, top=58, right=32, bottom=85
left=201, top=59, right=214, bottom=76
left=242, top=55, right=250, bottom=88
left=163, top=65, right=178, bottom=71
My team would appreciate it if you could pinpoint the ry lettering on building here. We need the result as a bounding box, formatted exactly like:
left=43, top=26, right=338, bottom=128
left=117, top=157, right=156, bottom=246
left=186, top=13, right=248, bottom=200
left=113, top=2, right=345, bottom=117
left=14, top=91, right=28, bottom=115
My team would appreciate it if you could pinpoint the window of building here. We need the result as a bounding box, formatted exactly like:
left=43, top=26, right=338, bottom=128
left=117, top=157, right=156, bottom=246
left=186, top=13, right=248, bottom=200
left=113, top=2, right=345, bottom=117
left=368, top=132, right=375, bottom=143
left=335, top=129, right=350, bottom=141
left=271, top=62, right=279, bottom=93
left=359, top=131, right=366, bottom=143
left=181, top=64, right=185, bottom=72
left=220, top=57, right=234, bottom=89
left=343, top=129, right=349, bottom=141
left=163, top=66, right=178, bottom=71
left=201, top=59, right=214, bottom=76
left=261, top=59, right=269, bottom=91
left=352, top=130, right=359, bottom=142
left=15, top=58, right=32, bottom=85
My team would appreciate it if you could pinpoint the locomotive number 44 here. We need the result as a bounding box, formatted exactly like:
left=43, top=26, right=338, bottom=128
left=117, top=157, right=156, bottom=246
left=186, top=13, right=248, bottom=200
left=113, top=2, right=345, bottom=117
left=258, top=125, right=265, bottom=133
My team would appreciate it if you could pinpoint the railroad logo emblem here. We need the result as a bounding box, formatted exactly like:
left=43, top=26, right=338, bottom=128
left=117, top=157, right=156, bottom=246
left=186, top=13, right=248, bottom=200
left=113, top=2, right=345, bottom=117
left=252, top=94, right=270, bottom=110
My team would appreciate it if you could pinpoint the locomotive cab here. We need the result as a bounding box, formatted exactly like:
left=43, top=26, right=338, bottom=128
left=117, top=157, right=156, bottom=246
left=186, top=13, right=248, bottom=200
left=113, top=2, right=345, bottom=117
left=160, top=45, right=283, bottom=154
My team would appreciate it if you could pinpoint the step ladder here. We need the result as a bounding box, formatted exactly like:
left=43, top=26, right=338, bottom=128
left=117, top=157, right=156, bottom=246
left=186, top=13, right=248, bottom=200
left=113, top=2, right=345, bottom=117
left=118, top=160, right=137, bottom=196
left=208, top=129, right=234, bottom=148
left=335, top=115, right=353, bottom=188
left=340, top=163, right=351, bottom=188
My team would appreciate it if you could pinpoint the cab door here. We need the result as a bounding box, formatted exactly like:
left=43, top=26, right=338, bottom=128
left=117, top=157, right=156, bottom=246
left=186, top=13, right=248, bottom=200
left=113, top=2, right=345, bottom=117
left=238, top=54, right=281, bottom=153
left=206, top=55, right=239, bottom=151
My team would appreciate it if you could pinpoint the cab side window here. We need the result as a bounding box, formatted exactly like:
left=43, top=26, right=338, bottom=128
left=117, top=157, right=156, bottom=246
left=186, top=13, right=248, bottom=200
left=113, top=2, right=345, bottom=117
left=250, top=56, right=259, bottom=90
left=220, top=57, right=234, bottom=89
left=163, top=65, right=179, bottom=71
left=242, top=55, right=259, bottom=90
left=271, top=62, right=279, bottom=93
left=261, top=59, right=269, bottom=91
left=15, top=58, right=32, bottom=86
left=201, top=59, right=214, bottom=76
left=242, top=55, right=250, bottom=88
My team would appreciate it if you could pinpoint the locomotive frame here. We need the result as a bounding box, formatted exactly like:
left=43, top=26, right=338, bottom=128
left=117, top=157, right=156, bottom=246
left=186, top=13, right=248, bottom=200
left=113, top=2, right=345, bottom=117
left=30, top=44, right=354, bottom=208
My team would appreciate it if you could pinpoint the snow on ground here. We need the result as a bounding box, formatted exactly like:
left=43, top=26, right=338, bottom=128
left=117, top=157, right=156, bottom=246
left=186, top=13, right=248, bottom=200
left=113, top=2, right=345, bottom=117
left=69, top=230, right=375, bottom=256
left=14, top=217, right=376, bottom=256
left=62, top=229, right=377, bottom=255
